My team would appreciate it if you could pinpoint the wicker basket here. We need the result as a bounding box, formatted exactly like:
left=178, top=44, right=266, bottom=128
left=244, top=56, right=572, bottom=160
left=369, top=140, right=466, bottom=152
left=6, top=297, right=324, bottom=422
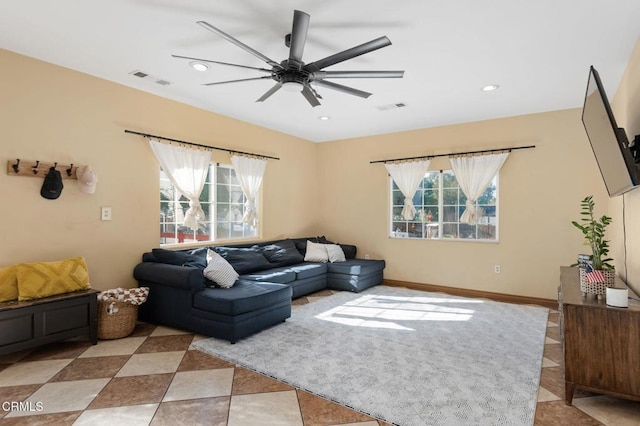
left=97, top=300, right=138, bottom=340
left=579, top=267, right=616, bottom=296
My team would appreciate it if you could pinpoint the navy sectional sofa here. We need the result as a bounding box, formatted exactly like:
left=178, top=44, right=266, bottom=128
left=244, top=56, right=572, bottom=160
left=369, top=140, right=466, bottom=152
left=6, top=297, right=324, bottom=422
left=133, top=237, right=385, bottom=343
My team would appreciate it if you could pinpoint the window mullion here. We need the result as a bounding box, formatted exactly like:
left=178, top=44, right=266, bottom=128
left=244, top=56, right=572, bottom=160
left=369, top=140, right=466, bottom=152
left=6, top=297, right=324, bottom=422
left=438, top=171, right=443, bottom=239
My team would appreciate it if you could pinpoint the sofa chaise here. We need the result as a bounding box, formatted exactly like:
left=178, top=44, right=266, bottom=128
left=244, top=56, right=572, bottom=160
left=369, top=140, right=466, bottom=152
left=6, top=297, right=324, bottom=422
left=133, top=237, right=385, bottom=343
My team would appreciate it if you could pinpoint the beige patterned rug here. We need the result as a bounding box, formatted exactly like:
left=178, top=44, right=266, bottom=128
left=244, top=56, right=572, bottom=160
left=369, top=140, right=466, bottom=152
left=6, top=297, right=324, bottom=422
left=194, top=285, right=548, bottom=425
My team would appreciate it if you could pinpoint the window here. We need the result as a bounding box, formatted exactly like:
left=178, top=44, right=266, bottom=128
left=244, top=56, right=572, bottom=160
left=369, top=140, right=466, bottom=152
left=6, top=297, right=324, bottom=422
left=390, top=170, right=498, bottom=241
left=160, top=164, right=257, bottom=245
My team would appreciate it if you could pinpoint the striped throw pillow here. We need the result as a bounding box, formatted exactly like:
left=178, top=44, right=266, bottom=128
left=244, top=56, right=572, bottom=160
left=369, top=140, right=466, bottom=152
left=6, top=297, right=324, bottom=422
left=204, top=250, right=239, bottom=288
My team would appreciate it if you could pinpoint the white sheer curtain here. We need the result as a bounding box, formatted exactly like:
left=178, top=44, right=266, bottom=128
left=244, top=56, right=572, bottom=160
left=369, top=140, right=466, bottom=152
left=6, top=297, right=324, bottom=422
left=449, top=152, right=509, bottom=225
left=384, top=160, right=431, bottom=220
left=231, top=155, right=267, bottom=227
left=149, top=140, right=211, bottom=231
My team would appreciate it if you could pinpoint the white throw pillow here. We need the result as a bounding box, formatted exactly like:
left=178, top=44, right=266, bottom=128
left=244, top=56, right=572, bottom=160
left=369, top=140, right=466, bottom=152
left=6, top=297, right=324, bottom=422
left=204, top=250, right=239, bottom=288
left=326, top=244, right=346, bottom=263
left=304, top=240, right=329, bottom=263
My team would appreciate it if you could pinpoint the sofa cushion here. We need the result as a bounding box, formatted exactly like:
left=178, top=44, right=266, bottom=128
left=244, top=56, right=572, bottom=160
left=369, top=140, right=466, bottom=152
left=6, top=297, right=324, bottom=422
left=240, top=268, right=296, bottom=284
left=151, top=248, right=207, bottom=268
left=193, top=280, right=291, bottom=316
left=287, top=263, right=327, bottom=280
left=213, top=246, right=272, bottom=274
left=151, top=248, right=192, bottom=266
left=340, top=244, right=357, bottom=260
left=184, top=247, right=209, bottom=268
left=203, top=250, right=239, bottom=288
left=326, top=259, right=386, bottom=276
left=260, top=239, right=304, bottom=267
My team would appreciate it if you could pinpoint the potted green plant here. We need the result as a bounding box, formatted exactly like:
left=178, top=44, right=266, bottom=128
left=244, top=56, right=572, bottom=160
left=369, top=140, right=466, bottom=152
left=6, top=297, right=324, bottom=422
left=571, top=195, right=615, bottom=296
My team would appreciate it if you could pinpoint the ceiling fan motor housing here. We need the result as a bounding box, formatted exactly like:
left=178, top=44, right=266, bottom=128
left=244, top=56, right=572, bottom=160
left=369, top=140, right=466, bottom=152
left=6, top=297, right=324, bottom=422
left=276, top=59, right=310, bottom=86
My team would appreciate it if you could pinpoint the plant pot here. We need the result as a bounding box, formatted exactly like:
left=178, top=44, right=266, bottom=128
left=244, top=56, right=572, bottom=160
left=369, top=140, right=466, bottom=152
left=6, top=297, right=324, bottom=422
left=579, top=267, right=616, bottom=297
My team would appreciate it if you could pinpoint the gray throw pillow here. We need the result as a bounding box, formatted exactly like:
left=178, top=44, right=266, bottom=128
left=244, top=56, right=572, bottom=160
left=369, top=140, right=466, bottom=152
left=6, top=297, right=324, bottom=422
left=326, top=244, right=346, bottom=263
left=304, top=241, right=329, bottom=263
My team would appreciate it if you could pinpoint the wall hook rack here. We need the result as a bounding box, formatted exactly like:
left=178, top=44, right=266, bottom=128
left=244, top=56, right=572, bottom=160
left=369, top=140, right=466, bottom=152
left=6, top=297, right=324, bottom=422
left=6, top=159, right=79, bottom=180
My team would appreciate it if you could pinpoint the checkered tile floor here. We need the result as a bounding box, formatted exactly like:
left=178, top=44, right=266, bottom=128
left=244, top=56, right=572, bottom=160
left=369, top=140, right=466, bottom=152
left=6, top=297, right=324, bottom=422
left=0, top=290, right=638, bottom=425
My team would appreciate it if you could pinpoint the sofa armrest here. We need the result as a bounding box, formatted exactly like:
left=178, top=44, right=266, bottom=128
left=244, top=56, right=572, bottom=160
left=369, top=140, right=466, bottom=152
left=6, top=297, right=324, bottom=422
left=133, top=262, right=205, bottom=291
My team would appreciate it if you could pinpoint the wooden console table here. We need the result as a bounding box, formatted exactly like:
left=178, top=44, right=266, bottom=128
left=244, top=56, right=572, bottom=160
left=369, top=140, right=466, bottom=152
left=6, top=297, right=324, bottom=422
left=558, top=266, right=640, bottom=404
left=0, top=289, right=98, bottom=355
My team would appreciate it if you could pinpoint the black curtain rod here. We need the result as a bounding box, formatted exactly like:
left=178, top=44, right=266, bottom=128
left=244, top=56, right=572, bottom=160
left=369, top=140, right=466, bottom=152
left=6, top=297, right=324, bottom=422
left=369, top=144, right=535, bottom=164
left=124, top=130, right=280, bottom=160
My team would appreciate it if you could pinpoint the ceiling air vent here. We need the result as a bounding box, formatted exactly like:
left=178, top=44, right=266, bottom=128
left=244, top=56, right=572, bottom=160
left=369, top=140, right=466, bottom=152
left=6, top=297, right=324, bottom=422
left=130, top=70, right=149, bottom=78
left=377, top=102, right=407, bottom=111
left=129, top=70, right=171, bottom=86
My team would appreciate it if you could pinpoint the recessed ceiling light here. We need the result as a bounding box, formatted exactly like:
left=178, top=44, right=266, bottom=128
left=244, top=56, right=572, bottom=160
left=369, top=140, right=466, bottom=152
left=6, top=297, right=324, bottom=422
left=318, top=115, right=331, bottom=121
left=189, top=61, right=209, bottom=72
left=481, top=84, right=500, bottom=92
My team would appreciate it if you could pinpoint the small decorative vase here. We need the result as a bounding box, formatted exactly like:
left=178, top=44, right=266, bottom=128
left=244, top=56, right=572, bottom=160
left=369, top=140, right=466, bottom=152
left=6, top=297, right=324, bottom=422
left=579, top=267, right=616, bottom=298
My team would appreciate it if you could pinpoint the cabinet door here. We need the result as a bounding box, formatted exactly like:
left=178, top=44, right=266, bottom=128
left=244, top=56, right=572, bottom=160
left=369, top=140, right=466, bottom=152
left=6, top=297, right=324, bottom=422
left=564, top=305, right=640, bottom=396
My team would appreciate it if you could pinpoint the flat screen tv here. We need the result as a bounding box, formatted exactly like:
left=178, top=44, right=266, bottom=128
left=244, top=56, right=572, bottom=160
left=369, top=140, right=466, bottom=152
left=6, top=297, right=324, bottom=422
left=581, top=65, right=639, bottom=197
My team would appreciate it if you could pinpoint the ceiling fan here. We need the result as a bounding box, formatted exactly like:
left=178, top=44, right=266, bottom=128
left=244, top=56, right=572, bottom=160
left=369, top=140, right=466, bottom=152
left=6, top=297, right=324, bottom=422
left=173, top=10, right=404, bottom=107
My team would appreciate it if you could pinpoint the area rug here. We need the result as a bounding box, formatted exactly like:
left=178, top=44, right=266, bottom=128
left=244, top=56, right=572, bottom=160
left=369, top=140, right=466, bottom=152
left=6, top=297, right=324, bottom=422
left=193, top=285, right=548, bottom=425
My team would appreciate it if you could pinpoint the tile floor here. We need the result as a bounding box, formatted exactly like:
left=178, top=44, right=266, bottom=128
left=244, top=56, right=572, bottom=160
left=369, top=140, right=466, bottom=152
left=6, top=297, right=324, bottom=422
left=0, top=289, right=639, bottom=425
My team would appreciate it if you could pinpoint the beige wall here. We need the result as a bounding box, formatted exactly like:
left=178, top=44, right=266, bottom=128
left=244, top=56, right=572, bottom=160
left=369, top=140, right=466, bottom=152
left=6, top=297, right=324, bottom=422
left=610, top=36, right=640, bottom=295
left=5, top=39, right=638, bottom=301
left=0, top=49, right=319, bottom=291
left=317, top=110, right=608, bottom=299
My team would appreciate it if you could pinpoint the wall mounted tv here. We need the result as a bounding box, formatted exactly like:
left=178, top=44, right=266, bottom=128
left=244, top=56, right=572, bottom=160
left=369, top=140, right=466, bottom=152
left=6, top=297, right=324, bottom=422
left=582, top=65, right=639, bottom=197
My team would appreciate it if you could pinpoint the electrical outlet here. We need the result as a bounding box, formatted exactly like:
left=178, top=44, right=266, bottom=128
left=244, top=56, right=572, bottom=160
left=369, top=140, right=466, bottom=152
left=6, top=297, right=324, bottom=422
left=364, top=254, right=370, bottom=260
left=494, top=265, right=501, bottom=274
left=101, top=206, right=112, bottom=221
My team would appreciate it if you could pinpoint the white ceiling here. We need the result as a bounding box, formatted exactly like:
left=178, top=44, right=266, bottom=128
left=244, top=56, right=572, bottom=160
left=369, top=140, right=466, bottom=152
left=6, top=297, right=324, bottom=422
left=2, top=0, right=640, bottom=142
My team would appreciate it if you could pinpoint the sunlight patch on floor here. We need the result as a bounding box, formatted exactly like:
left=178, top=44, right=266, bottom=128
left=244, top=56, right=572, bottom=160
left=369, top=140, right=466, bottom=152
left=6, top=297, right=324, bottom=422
left=315, top=294, right=477, bottom=329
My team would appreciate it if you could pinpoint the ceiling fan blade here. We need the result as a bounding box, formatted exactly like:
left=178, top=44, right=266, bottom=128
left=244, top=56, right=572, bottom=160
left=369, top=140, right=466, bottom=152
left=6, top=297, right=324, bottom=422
left=289, top=10, right=310, bottom=63
left=202, top=76, right=273, bottom=86
left=312, top=70, right=404, bottom=79
left=256, top=83, right=282, bottom=102
left=197, top=21, right=283, bottom=69
left=312, top=80, right=372, bottom=99
left=301, top=85, right=321, bottom=107
left=171, top=55, right=272, bottom=72
left=304, top=36, right=391, bottom=72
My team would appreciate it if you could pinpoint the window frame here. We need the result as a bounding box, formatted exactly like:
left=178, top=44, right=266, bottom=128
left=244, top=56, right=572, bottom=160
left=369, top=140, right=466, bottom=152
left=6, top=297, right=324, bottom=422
left=159, top=163, right=259, bottom=246
left=389, top=169, right=500, bottom=243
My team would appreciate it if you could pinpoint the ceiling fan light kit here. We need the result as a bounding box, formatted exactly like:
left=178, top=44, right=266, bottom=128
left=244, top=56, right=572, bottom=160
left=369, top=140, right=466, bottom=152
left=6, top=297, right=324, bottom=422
left=174, top=10, right=404, bottom=107
left=282, top=81, right=305, bottom=92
